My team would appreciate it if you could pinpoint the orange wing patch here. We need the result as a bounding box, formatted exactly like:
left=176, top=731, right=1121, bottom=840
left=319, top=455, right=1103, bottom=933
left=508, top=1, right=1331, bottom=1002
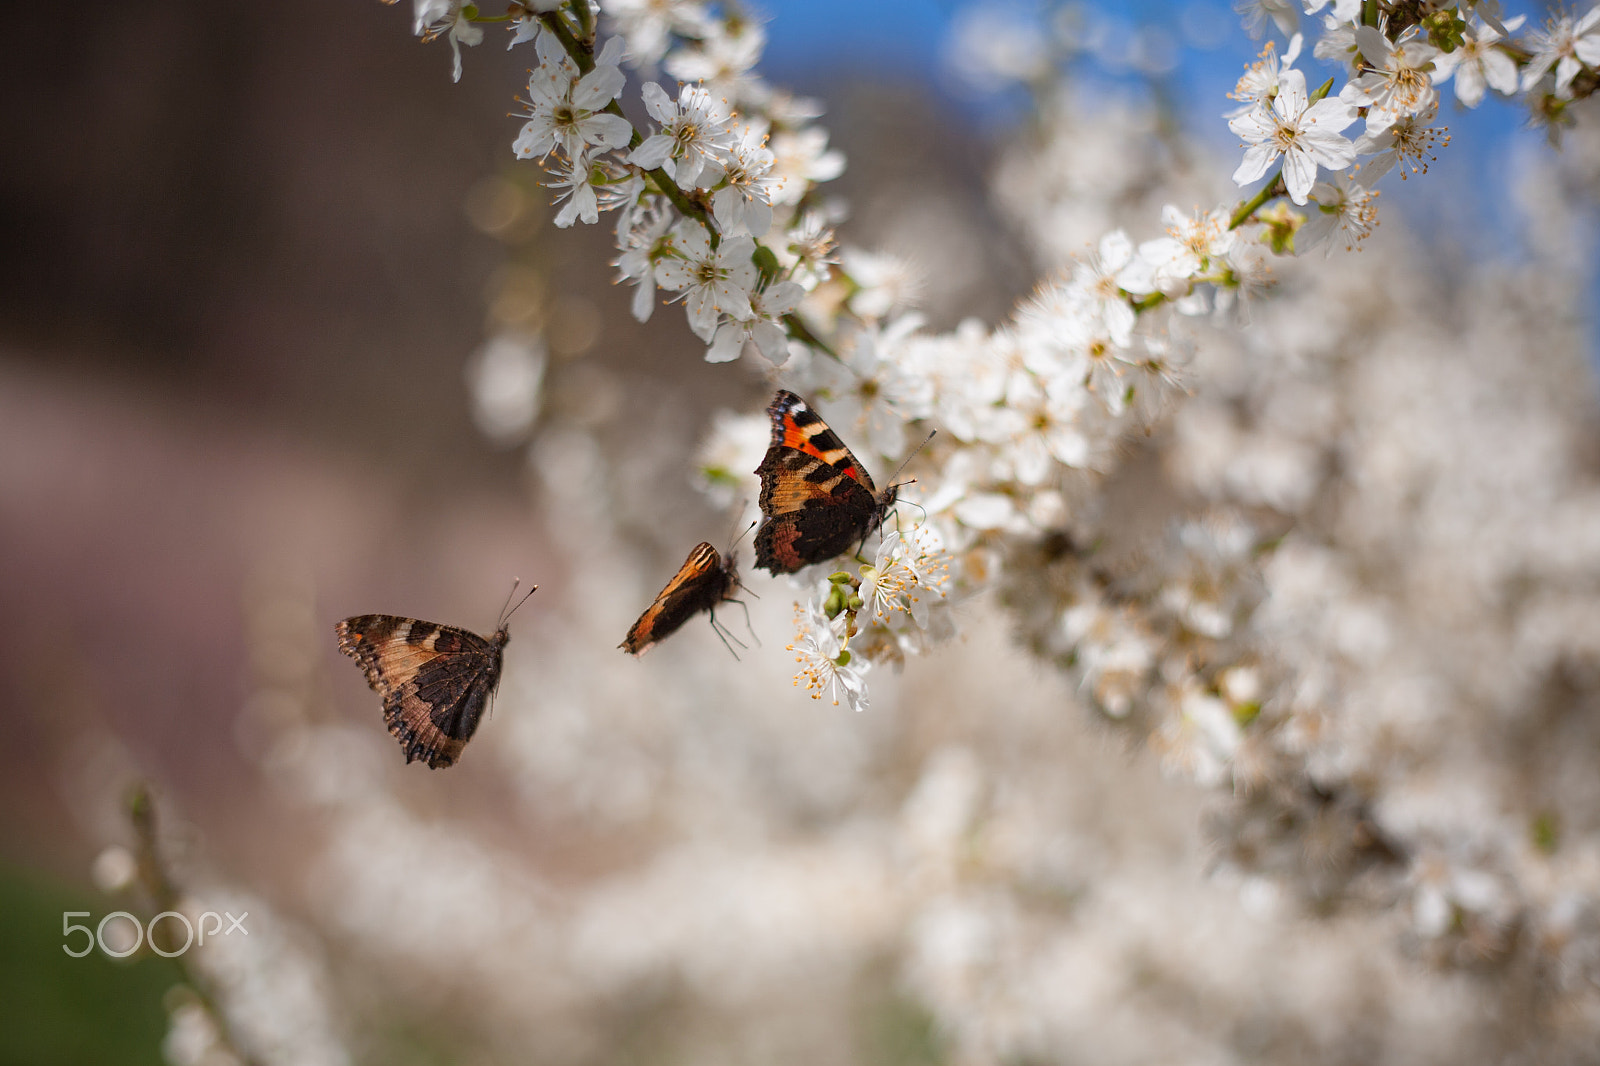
left=768, top=390, right=874, bottom=489
left=758, top=453, right=851, bottom=516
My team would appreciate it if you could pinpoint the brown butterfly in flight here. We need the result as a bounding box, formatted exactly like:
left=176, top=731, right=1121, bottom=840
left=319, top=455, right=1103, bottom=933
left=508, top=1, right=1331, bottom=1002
left=335, top=583, right=536, bottom=769
left=620, top=540, right=749, bottom=656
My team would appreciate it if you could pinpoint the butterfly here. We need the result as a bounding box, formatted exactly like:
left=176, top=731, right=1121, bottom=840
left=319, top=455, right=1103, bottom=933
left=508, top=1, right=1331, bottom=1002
left=334, top=585, right=535, bottom=769
left=754, top=390, right=898, bottom=575
left=619, top=541, right=744, bottom=656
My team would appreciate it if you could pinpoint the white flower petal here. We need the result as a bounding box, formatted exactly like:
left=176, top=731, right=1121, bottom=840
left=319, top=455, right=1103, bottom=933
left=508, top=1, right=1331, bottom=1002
left=628, top=135, right=673, bottom=170
left=1233, top=142, right=1280, bottom=186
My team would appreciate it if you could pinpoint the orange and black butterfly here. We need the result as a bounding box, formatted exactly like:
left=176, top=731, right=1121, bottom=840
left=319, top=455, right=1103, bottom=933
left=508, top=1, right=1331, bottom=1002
left=335, top=585, right=535, bottom=769
left=754, top=390, right=899, bottom=574
left=620, top=542, right=744, bottom=656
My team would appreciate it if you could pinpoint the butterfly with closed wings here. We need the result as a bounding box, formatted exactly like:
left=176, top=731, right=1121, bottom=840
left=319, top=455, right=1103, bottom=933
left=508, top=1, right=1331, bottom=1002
left=619, top=541, right=746, bottom=656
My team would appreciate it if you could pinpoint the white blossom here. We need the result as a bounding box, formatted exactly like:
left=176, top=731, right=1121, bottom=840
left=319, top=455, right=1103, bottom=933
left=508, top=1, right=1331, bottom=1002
left=1228, top=34, right=1303, bottom=116
left=1296, top=173, right=1378, bottom=255
left=663, top=20, right=767, bottom=104
left=698, top=125, right=778, bottom=237
left=1214, top=240, right=1275, bottom=323
left=1064, top=229, right=1148, bottom=347
left=1521, top=8, right=1600, bottom=96
left=862, top=526, right=950, bottom=626
left=1340, top=26, right=1440, bottom=134
left=788, top=599, right=871, bottom=712
left=602, top=0, right=713, bottom=66
left=1235, top=0, right=1298, bottom=40
left=544, top=150, right=602, bottom=228
left=1158, top=683, right=1242, bottom=788
left=693, top=408, right=767, bottom=508
left=1230, top=68, right=1358, bottom=205
left=513, top=35, right=632, bottom=160
left=1062, top=600, right=1156, bottom=718
left=841, top=248, right=924, bottom=321
left=922, top=321, right=1010, bottom=443
left=467, top=332, right=546, bottom=443
left=768, top=127, right=846, bottom=205
left=781, top=210, right=840, bottom=287
left=705, top=281, right=804, bottom=364
left=1431, top=17, right=1521, bottom=108
left=627, top=82, right=737, bottom=188
left=990, top=366, right=1092, bottom=482
left=413, top=0, right=483, bottom=82
left=1300, top=0, right=1359, bottom=17
left=655, top=222, right=757, bottom=341
left=803, top=314, right=934, bottom=459
left=945, top=3, right=1052, bottom=91
left=1137, top=205, right=1236, bottom=294
left=1312, top=13, right=1361, bottom=72
left=613, top=201, right=673, bottom=322
left=507, top=1, right=567, bottom=48
left=1352, top=105, right=1447, bottom=184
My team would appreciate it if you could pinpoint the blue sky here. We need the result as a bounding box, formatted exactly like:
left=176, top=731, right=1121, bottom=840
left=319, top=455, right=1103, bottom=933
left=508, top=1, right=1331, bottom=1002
left=755, top=0, right=1570, bottom=264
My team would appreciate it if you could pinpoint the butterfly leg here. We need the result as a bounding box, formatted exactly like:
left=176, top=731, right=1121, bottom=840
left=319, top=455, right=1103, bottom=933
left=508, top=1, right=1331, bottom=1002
left=851, top=530, right=874, bottom=566
left=727, top=599, right=761, bottom=648
left=852, top=526, right=883, bottom=565
left=708, top=609, right=748, bottom=660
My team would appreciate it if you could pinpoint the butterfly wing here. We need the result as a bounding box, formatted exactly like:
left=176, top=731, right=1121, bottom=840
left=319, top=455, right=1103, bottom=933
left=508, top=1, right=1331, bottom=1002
left=619, top=543, right=736, bottom=656
left=754, top=391, right=888, bottom=574
left=335, top=615, right=506, bottom=769
left=754, top=450, right=883, bottom=574
left=764, top=390, right=878, bottom=493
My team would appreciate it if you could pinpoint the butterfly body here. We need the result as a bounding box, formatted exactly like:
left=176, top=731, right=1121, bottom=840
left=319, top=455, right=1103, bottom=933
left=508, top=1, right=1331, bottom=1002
left=335, top=614, right=509, bottom=769
left=754, top=390, right=897, bottom=574
left=621, top=542, right=741, bottom=656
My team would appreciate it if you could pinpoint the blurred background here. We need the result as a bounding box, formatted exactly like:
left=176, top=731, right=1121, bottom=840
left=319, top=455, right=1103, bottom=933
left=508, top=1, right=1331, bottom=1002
left=4, top=1, right=1599, bottom=1063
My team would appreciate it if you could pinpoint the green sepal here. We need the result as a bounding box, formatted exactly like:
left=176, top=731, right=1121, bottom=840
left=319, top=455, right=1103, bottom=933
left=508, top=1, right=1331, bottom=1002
left=753, top=243, right=781, bottom=284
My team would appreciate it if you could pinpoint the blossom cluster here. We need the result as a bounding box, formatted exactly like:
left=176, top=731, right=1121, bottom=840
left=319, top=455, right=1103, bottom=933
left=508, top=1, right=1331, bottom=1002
left=399, top=0, right=1600, bottom=757
left=679, top=16, right=1600, bottom=1049
left=785, top=527, right=953, bottom=712
left=434, top=0, right=848, bottom=367
left=1225, top=1, right=1600, bottom=242
left=331, top=2, right=1600, bottom=1058
left=757, top=0, right=1600, bottom=707
left=737, top=202, right=1257, bottom=705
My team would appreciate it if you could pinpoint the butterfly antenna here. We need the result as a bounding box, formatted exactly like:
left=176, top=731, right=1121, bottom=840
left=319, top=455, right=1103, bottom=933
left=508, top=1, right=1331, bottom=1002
left=725, top=523, right=759, bottom=600
left=898, top=498, right=929, bottom=526
left=724, top=500, right=756, bottom=548
left=495, top=579, right=521, bottom=626
left=500, top=580, right=539, bottom=627
left=729, top=517, right=758, bottom=550
left=872, top=430, right=937, bottom=545
left=887, top=428, right=938, bottom=489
